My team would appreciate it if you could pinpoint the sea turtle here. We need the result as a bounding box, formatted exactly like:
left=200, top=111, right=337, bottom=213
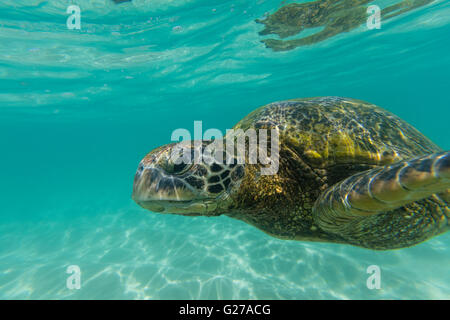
left=257, top=0, right=434, bottom=51
left=132, top=97, right=449, bottom=250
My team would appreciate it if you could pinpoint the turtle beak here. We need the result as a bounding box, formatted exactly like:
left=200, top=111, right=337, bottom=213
left=132, top=166, right=198, bottom=212
left=132, top=166, right=220, bottom=216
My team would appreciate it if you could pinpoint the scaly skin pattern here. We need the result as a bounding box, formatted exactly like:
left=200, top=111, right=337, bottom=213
left=257, top=0, right=435, bottom=51
left=226, top=97, right=448, bottom=249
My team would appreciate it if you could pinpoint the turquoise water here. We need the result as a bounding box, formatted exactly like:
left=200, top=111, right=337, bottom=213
left=1, top=0, right=449, bottom=299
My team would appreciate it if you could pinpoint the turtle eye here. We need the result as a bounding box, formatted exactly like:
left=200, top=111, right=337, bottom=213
left=171, top=162, right=192, bottom=174
left=159, top=158, right=192, bottom=175
left=158, top=144, right=196, bottom=175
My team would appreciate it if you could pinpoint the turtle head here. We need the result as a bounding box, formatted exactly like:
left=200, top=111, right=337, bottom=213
left=132, top=141, right=245, bottom=216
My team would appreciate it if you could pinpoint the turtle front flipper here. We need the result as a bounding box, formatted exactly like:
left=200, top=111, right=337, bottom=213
left=313, top=152, right=450, bottom=249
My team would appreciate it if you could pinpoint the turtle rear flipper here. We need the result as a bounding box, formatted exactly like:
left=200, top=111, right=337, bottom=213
left=313, top=151, right=450, bottom=249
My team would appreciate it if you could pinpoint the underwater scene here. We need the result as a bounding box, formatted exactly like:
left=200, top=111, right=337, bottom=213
left=0, top=0, right=449, bottom=300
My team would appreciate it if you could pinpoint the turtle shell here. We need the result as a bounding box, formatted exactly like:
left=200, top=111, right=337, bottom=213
left=232, top=96, right=441, bottom=170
